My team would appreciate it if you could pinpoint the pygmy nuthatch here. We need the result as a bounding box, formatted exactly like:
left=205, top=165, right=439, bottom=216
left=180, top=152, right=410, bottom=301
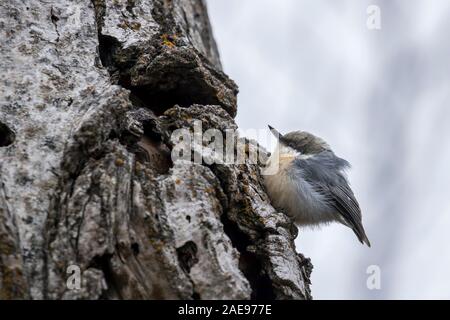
left=264, top=126, right=370, bottom=246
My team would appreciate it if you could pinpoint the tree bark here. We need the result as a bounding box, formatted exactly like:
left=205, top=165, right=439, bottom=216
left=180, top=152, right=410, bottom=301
left=0, top=0, right=312, bottom=299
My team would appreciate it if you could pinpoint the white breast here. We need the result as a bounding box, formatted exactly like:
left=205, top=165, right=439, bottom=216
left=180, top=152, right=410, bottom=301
left=263, top=144, right=335, bottom=226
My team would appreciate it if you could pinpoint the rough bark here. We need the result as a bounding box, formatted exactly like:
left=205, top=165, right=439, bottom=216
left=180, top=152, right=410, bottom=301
left=0, top=0, right=312, bottom=299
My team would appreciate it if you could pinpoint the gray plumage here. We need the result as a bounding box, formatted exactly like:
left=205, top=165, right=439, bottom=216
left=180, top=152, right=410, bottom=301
left=264, top=126, right=370, bottom=247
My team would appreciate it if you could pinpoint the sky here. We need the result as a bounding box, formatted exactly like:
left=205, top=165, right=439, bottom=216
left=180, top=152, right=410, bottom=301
left=207, top=0, right=450, bottom=299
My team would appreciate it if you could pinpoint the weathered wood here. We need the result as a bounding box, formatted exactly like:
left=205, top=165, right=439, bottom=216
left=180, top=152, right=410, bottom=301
left=0, top=0, right=312, bottom=299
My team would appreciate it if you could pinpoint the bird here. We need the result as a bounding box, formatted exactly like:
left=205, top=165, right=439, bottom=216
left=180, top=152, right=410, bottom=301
left=263, top=125, right=370, bottom=247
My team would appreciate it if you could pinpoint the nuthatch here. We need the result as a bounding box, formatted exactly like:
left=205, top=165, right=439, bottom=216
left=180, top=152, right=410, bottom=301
left=264, top=126, right=370, bottom=247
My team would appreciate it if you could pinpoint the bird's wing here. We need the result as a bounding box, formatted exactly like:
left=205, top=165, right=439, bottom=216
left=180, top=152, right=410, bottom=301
left=296, top=153, right=371, bottom=246
left=320, top=181, right=370, bottom=247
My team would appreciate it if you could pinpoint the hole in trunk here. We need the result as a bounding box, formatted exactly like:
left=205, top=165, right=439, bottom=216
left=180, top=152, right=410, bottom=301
left=98, top=35, right=123, bottom=72
left=126, top=81, right=221, bottom=116
left=97, top=33, right=224, bottom=115
left=89, top=254, right=121, bottom=299
left=176, top=241, right=199, bottom=274
left=0, top=122, right=15, bottom=147
left=131, top=243, right=140, bottom=256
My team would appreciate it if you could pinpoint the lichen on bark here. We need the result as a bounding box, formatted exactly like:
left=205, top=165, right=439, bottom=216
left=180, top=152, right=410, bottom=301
left=0, top=0, right=312, bottom=299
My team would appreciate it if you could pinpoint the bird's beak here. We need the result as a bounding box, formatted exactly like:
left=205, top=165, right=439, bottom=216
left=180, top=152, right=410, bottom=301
left=268, top=125, right=283, bottom=139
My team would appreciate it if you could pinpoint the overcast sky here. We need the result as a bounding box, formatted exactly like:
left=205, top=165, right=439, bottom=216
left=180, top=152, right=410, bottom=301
left=207, top=0, right=450, bottom=299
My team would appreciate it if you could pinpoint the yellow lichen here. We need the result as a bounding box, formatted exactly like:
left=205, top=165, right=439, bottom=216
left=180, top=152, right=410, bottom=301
left=151, top=240, right=165, bottom=252
left=130, top=22, right=141, bottom=30
left=115, top=158, right=125, bottom=167
left=161, top=34, right=176, bottom=48
left=117, top=21, right=141, bottom=30
left=204, top=187, right=214, bottom=194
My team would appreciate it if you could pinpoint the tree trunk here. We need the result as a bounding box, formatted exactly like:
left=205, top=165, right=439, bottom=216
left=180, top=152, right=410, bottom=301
left=0, top=0, right=312, bottom=299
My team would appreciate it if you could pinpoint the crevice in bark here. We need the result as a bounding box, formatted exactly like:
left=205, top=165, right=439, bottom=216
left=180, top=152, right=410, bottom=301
left=121, top=80, right=223, bottom=116
left=192, top=291, right=201, bottom=300
left=98, top=35, right=121, bottom=73
left=220, top=214, right=275, bottom=300
left=131, top=243, right=140, bottom=256
left=89, top=254, right=121, bottom=299
left=0, top=122, right=15, bottom=147
left=50, top=7, right=60, bottom=43
left=174, top=239, right=203, bottom=300
left=125, top=0, right=136, bottom=16
left=92, top=0, right=106, bottom=31
left=176, top=241, right=199, bottom=274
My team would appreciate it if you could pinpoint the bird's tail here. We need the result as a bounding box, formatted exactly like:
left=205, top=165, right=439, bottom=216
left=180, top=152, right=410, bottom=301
left=353, top=226, right=371, bottom=247
left=340, top=217, right=371, bottom=247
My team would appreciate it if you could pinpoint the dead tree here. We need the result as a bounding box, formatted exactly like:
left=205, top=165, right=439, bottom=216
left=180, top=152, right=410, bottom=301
left=0, top=0, right=312, bottom=299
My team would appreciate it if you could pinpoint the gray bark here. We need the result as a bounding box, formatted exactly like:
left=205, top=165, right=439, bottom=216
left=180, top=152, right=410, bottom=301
left=0, top=0, right=312, bottom=299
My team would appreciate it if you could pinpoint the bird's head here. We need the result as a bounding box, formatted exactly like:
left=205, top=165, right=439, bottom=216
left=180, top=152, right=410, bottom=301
left=268, top=125, right=331, bottom=155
